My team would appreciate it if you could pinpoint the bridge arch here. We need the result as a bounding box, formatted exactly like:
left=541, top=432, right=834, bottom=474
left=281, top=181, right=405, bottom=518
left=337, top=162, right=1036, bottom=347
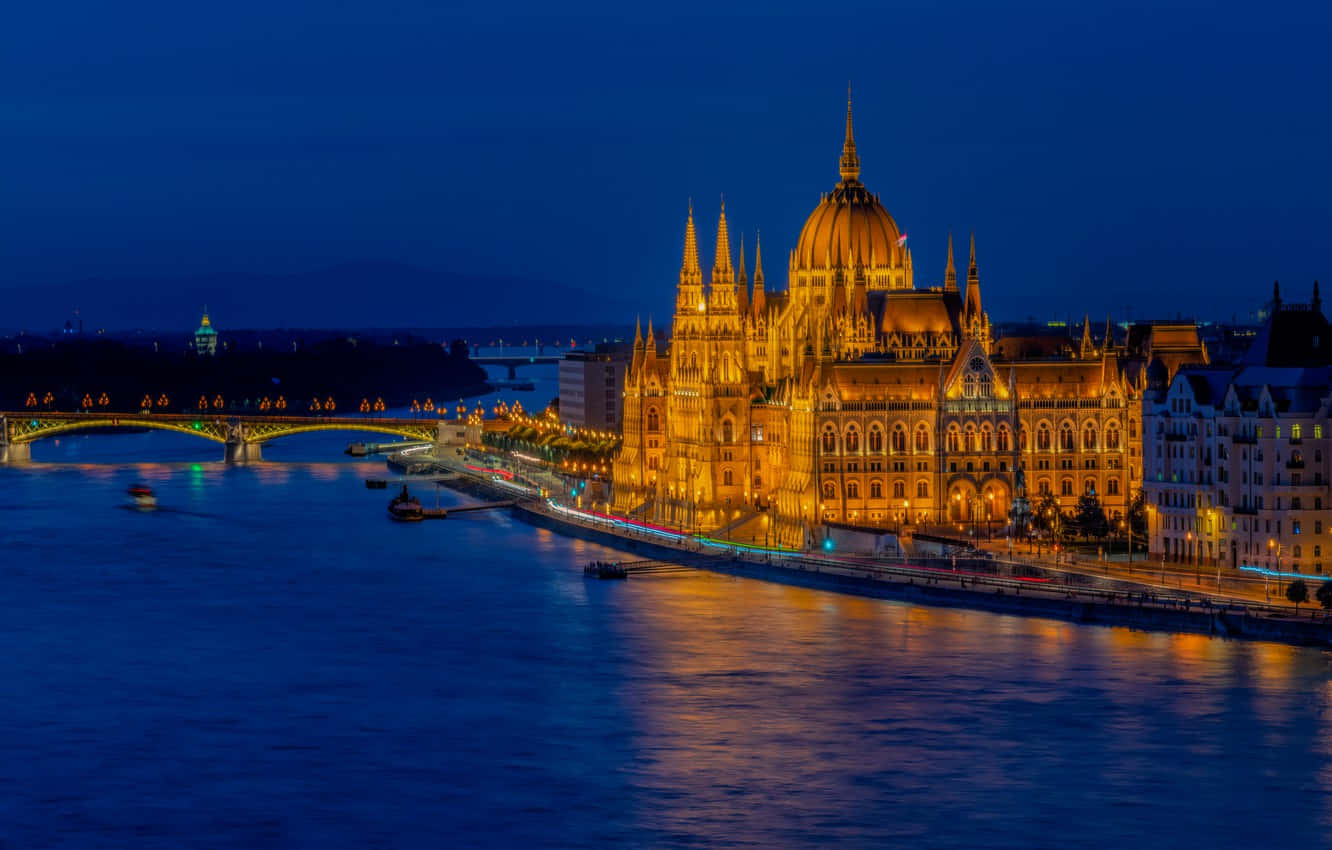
left=3, top=413, right=443, bottom=463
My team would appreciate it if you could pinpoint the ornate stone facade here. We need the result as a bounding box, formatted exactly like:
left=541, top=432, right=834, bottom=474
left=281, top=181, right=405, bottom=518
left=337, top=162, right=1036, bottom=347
left=612, top=99, right=1206, bottom=547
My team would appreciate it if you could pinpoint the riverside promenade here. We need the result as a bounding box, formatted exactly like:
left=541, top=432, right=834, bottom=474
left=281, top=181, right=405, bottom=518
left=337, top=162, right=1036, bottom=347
left=438, top=464, right=1332, bottom=649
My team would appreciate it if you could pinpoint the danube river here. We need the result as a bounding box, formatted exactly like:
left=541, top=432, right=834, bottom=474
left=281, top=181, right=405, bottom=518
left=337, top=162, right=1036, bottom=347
left=2, top=428, right=1330, bottom=849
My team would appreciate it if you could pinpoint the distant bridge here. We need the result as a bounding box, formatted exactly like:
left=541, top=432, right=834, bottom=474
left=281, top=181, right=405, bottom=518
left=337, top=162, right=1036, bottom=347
left=472, top=354, right=562, bottom=379
left=0, top=412, right=470, bottom=463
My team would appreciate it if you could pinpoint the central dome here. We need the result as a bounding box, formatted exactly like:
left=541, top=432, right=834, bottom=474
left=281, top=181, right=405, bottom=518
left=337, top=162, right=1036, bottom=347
left=795, top=181, right=902, bottom=270
left=793, top=98, right=904, bottom=271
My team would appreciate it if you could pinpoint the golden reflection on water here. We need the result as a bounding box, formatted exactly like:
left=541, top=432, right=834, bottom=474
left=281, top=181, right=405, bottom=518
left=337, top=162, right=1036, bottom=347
left=592, top=566, right=1332, bottom=840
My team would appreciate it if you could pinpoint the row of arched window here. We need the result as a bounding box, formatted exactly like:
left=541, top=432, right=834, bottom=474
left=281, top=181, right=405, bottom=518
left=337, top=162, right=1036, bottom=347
left=1034, top=477, right=1120, bottom=497
left=823, top=479, right=930, bottom=501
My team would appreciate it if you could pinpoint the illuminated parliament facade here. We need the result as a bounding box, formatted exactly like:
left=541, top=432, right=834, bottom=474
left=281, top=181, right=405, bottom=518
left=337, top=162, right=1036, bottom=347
left=611, top=100, right=1204, bottom=547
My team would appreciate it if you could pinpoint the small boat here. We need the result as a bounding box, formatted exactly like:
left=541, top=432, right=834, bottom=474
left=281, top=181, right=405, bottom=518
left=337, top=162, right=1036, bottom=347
left=365, top=478, right=388, bottom=489
left=388, top=485, right=424, bottom=521
left=346, top=443, right=369, bottom=457
left=127, top=483, right=157, bottom=509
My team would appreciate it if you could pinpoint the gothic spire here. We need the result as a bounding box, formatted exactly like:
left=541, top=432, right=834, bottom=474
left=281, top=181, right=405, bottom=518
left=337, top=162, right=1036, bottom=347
left=680, top=199, right=701, bottom=284
left=754, top=229, right=764, bottom=287
left=1103, top=314, right=1113, bottom=352
left=839, top=85, right=860, bottom=183
left=944, top=232, right=957, bottom=291
left=712, top=197, right=733, bottom=283
left=736, top=234, right=750, bottom=315
left=963, top=233, right=982, bottom=319
left=1080, top=313, right=1094, bottom=358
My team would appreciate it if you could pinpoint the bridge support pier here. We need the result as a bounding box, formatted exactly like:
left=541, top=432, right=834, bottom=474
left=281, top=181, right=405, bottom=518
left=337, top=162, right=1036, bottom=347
left=224, top=441, right=262, bottom=463
left=0, top=441, right=31, bottom=464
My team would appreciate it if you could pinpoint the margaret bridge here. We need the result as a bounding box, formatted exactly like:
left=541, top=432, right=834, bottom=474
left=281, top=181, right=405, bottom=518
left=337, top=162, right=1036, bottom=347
left=0, top=411, right=508, bottom=464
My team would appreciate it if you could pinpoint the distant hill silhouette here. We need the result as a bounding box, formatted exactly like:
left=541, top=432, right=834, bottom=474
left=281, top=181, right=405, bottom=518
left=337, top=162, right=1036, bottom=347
left=3, top=260, right=642, bottom=331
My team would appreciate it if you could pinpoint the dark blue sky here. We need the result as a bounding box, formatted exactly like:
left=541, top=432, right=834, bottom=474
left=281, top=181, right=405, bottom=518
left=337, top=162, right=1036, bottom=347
left=1, top=0, right=1328, bottom=327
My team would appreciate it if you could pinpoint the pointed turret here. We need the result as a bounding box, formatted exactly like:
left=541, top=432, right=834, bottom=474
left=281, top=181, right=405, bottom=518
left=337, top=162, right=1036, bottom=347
left=963, top=233, right=982, bottom=319
left=676, top=200, right=705, bottom=316
left=1080, top=314, right=1094, bottom=359
left=944, top=232, right=958, bottom=291
left=839, top=86, right=861, bottom=183
left=681, top=200, right=700, bottom=283
left=630, top=316, right=644, bottom=380
left=1103, top=314, right=1113, bottom=352
left=752, top=231, right=766, bottom=317
left=736, top=235, right=749, bottom=315
left=644, top=318, right=658, bottom=370
left=712, top=198, right=733, bottom=284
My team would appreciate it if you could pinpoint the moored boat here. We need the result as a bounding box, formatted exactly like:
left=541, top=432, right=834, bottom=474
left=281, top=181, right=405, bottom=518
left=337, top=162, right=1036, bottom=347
left=388, top=485, right=424, bottom=521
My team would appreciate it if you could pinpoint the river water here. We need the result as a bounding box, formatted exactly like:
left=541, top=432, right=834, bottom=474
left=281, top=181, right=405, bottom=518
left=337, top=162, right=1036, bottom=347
left=2, top=417, right=1330, bottom=848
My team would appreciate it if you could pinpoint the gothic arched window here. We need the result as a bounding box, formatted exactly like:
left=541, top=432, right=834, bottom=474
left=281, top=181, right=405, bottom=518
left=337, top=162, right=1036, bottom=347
left=915, top=426, right=929, bottom=452
left=845, top=425, right=860, bottom=453
left=823, top=481, right=836, bottom=500
left=916, top=480, right=929, bottom=499
left=722, top=420, right=734, bottom=443
left=947, top=427, right=960, bottom=453
left=846, top=481, right=860, bottom=499
left=1059, top=423, right=1075, bottom=451
left=998, top=425, right=1011, bottom=452
left=869, top=426, right=884, bottom=453
left=822, top=426, right=837, bottom=454
left=871, top=480, right=884, bottom=499
left=646, top=407, right=659, bottom=432
left=1083, top=425, right=1097, bottom=451
left=1037, top=423, right=1051, bottom=451
left=1105, top=424, right=1119, bottom=450
left=891, top=425, right=906, bottom=453
left=892, top=480, right=904, bottom=499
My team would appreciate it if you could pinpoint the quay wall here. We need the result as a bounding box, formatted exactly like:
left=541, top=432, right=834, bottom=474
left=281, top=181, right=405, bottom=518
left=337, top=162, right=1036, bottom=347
left=437, top=474, right=1332, bottom=650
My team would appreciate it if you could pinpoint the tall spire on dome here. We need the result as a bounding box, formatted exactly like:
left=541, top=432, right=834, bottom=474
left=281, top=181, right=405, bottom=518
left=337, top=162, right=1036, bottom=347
left=839, top=85, right=861, bottom=183
left=944, top=233, right=958, bottom=291
left=712, top=196, right=733, bottom=283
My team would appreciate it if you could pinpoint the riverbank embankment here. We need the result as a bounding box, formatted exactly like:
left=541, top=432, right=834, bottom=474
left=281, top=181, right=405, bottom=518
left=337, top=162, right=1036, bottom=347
left=435, top=468, right=1332, bottom=649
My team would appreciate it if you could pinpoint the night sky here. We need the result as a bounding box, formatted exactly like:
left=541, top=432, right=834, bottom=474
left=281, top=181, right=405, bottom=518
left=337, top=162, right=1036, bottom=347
left=2, top=0, right=1328, bottom=328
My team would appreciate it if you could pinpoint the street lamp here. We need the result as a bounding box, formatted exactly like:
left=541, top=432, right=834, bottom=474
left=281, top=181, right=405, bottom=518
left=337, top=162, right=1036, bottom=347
left=1187, top=531, right=1195, bottom=586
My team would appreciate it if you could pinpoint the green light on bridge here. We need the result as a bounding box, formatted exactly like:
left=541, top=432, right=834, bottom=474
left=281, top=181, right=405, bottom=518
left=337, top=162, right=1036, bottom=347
left=192, top=421, right=202, bottom=430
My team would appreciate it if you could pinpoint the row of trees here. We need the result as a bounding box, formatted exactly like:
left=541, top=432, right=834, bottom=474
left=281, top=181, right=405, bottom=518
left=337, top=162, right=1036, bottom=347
left=1030, top=489, right=1148, bottom=543
left=485, top=423, right=621, bottom=468
left=1285, top=579, right=1332, bottom=614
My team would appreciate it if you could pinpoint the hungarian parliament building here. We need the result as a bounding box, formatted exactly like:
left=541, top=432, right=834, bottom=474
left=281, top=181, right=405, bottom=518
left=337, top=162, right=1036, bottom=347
left=611, top=99, right=1206, bottom=547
